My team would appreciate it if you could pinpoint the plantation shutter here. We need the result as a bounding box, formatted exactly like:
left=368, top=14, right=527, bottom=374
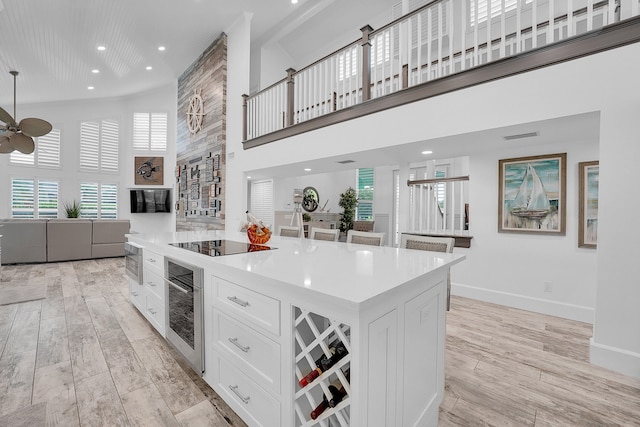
left=250, top=180, right=274, bottom=227
left=133, top=112, right=167, bottom=151
left=80, top=122, right=100, bottom=170
left=11, top=178, right=35, bottom=218
left=356, top=168, right=374, bottom=220
left=37, top=129, right=61, bottom=167
left=150, top=113, right=167, bottom=151
left=38, top=180, right=59, bottom=218
left=80, top=182, right=99, bottom=218
left=100, top=120, right=119, bottom=172
left=133, top=113, right=150, bottom=150
left=101, top=184, right=118, bottom=219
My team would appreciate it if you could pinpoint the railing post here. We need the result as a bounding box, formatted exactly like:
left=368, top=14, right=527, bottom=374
left=242, top=94, right=248, bottom=141
left=360, top=25, right=373, bottom=102
left=286, top=68, right=296, bottom=127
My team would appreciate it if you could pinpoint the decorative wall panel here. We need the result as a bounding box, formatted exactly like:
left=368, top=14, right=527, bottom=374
left=176, top=33, right=227, bottom=231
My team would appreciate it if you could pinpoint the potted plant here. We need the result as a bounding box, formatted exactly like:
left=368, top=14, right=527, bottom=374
left=338, top=187, right=358, bottom=233
left=302, top=213, right=312, bottom=222
left=63, top=200, right=81, bottom=218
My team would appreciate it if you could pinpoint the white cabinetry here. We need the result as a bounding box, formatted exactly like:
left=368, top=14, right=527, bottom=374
left=128, top=230, right=464, bottom=427
left=206, top=276, right=282, bottom=427
left=130, top=248, right=165, bottom=336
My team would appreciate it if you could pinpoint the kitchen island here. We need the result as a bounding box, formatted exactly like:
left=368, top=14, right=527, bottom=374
left=127, top=230, right=465, bottom=427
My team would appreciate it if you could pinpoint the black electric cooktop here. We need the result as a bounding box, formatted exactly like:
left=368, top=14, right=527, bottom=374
left=169, top=239, right=274, bottom=257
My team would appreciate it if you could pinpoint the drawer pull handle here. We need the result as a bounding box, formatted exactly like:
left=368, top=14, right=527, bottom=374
left=228, top=337, right=250, bottom=353
left=147, top=258, right=156, bottom=263
left=229, top=385, right=250, bottom=404
left=227, top=296, right=249, bottom=307
left=132, top=292, right=139, bottom=297
left=148, top=308, right=157, bottom=315
left=147, top=281, right=157, bottom=287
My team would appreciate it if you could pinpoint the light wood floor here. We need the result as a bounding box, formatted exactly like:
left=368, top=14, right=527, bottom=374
left=1, top=259, right=639, bottom=426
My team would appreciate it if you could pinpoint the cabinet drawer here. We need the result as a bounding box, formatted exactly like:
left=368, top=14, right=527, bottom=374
left=145, top=292, right=165, bottom=335
left=213, top=354, right=280, bottom=427
left=143, top=267, right=164, bottom=301
left=130, top=280, right=145, bottom=310
left=143, top=250, right=163, bottom=274
left=213, top=309, right=281, bottom=394
left=215, top=278, right=280, bottom=336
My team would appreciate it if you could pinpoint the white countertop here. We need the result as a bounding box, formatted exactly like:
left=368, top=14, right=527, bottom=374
left=128, top=230, right=465, bottom=307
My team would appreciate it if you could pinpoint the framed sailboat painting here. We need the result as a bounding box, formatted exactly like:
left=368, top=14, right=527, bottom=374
left=578, top=161, right=599, bottom=248
left=498, top=153, right=567, bottom=235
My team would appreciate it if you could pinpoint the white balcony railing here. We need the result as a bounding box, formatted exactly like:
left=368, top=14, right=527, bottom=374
left=408, top=176, right=470, bottom=237
left=244, top=0, right=639, bottom=141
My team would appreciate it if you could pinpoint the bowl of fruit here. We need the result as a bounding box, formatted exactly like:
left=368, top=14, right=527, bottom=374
left=244, top=211, right=272, bottom=245
left=247, top=223, right=272, bottom=245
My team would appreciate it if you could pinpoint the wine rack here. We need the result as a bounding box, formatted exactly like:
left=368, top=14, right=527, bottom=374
left=293, top=306, right=351, bottom=427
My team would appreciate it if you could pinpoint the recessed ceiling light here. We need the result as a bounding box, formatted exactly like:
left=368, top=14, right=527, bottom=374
left=246, top=176, right=252, bottom=179
left=304, top=168, right=311, bottom=172
left=145, top=66, right=153, bottom=70
left=291, top=0, right=299, bottom=3
left=91, top=69, right=99, bottom=74
left=422, top=150, right=433, bottom=155
left=97, top=46, right=106, bottom=51
left=87, top=86, right=95, bottom=90
left=158, top=46, right=166, bottom=51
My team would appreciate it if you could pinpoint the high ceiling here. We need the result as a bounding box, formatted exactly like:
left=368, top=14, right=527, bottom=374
left=0, top=0, right=394, bottom=106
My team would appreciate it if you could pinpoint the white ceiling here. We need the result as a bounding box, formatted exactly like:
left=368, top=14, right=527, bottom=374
left=0, top=0, right=392, bottom=106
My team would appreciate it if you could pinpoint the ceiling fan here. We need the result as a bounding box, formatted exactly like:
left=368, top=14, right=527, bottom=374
left=0, top=71, right=52, bottom=154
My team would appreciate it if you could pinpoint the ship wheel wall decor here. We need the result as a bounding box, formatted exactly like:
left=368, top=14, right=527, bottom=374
left=187, top=89, right=205, bottom=135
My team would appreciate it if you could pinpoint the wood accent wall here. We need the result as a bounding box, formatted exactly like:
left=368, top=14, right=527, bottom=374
left=176, top=34, right=227, bottom=231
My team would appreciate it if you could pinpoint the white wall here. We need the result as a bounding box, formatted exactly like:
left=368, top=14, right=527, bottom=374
left=456, top=138, right=599, bottom=321
left=0, top=84, right=177, bottom=234
left=225, top=29, right=640, bottom=377
left=224, top=13, right=253, bottom=233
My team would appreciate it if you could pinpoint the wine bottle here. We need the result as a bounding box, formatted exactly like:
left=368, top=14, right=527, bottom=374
left=328, top=369, right=350, bottom=407
left=310, top=384, right=341, bottom=420
left=298, top=341, right=347, bottom=387
left=299, top=342, right=338, bottom=387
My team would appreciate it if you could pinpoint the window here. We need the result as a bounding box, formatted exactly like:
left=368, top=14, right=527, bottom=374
left=435, top=169, right=446, bottom=210
left=356, top=168, right=374, bottom=220
left=338, top=48, right=358, bottom=81
left=80, top=182, right=118, bottom=219
left=10, top=128, right=61, bottom=167
left=133, top=112, right=168, bottom=151
left=371, top=31, right=391, bottom=66
left=470, top=0, right=532, bottom=26
left=11, top=178, right=59, bottom=218
left=80, top=119, right=119, bottom=172
left=250, top=179, right=274, bottom=228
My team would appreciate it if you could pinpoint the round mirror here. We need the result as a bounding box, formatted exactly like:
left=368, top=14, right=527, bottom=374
left=302, top=187, right=319, bottom=212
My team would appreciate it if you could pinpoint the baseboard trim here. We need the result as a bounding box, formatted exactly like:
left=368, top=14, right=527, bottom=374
left=452, top=283, right=594, bottom=323
left=590, top=338, right=640, bottom=380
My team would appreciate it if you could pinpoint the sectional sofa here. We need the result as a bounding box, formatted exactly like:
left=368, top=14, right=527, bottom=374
left=0, top=219, right=130, bottom=264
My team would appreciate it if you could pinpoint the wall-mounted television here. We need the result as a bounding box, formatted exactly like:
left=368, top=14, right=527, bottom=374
left=130, top=189, right=172, bottom=213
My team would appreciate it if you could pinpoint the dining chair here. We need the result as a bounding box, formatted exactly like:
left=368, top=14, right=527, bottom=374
left=310, top=227, right=340, bottom=242
left=278, top=225, right=302, bottom=238
left=400, top=234, right=455, bottom=310
left=353, top=220, right=375, bottom=232
left=346, top=230, right=385, bottom=246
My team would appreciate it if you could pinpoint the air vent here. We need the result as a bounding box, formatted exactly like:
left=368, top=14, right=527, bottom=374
left=503, top=132, right=539, bottom=141
left=337, top=160, right=355, bottom=164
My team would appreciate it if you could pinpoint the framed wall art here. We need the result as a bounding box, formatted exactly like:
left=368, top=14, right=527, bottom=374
left=578, top=161, right=599, bottom=248
left=498, top=153, right=567, bottom=235
left=134, top=157, right=163, bottom=185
